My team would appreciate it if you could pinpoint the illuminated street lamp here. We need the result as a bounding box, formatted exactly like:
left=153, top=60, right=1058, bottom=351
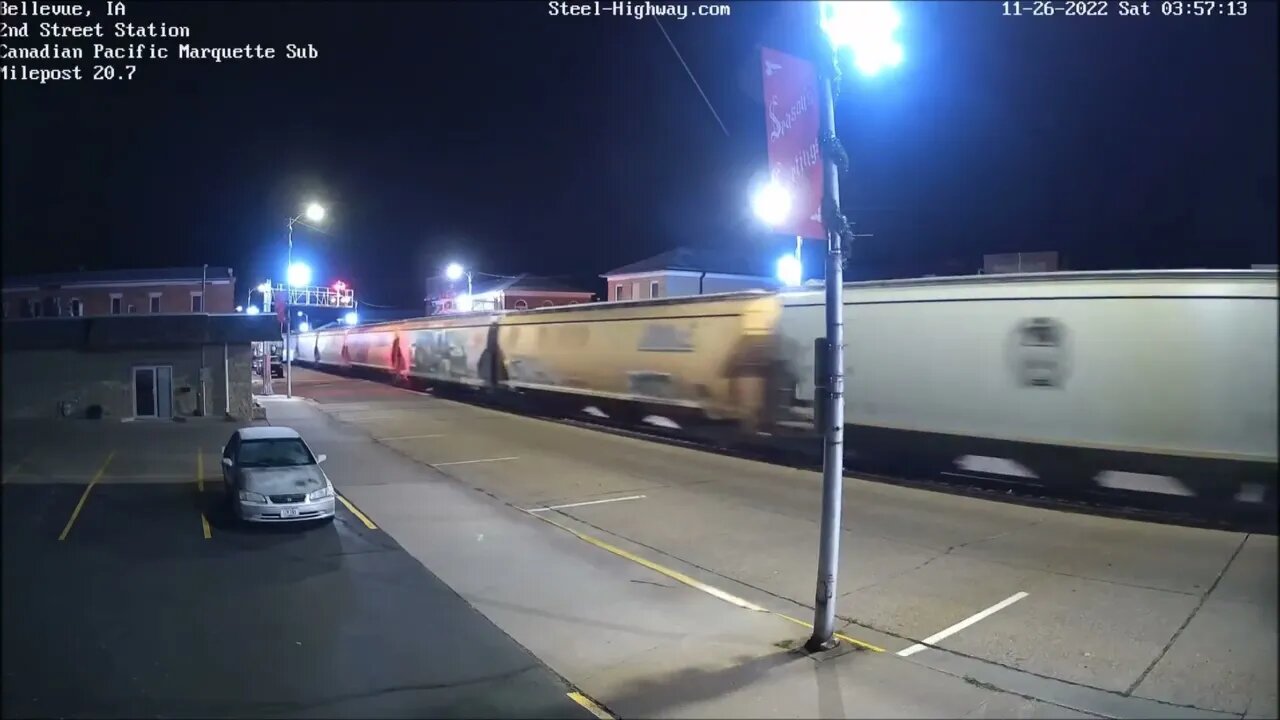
left=287, top=262, right=312, bottom=288
left=285, top=202, right=327, bottom=398
left=343, top=311, right=358, bottom=325
left=752, top=180, right=792, bottom=227
left=444, top=262, right=473, bottom=306
left=804, top=0, right=904, bottom=653
left=776, top=254, right=803, bottom=287
left=245, top=305, right=261, bottom=316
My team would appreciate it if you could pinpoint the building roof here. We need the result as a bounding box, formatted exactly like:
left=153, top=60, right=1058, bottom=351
left=600, top=247, right=772, bottom=278
left=238, top=426, right=302, bottom=440
left=3, top=267, right=236, bottom=290
left=1, top=314, right=280, bottom=351
left=474, top=274, right=592, bottom=296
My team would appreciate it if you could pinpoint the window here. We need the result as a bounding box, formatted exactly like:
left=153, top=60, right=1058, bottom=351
left=190, top=292, right=203, bottom=313
left=45, top=297, right=59, bottom=317
left=149, top=293, right=161, bottom=313
left=127, top=304, right=136, bottom=314
left=110, top=295, right=122, bottom=315
left=69, top=298, right=83, bottom=317
left=514, top=299, right=528, bottom=310
left=614, top=285, right=624, bottom=301
left=237, top=438, right=316, bottom=468
left=649, top=281, right=659, bottom=299
left=30, top=299, right=42, bottom=318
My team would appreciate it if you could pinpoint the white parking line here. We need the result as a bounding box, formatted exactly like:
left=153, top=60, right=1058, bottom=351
left=431, top=456, right=520, bottom=467
left=526, top=495, right=646, bottom=513
left=897, top=591, right=1029, bottom=657
left=377, top=434, right=448, bottom=441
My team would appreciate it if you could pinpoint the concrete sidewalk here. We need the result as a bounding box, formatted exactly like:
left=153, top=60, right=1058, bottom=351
left=260, top=396, right=1134, bottom=719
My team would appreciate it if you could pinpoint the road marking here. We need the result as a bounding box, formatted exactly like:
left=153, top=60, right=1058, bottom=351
left=337, top=494, right=378, bottom=530
left=567, top=691, right=614, bottom=720
left=771, top=611, right=887, bottom=653
left=377, top=433, right=448, bottom=441
left=523, top=507, right=885, bottom=652
left=526, top=495, right=647, bottom=513
left=432, top=456, right=520, bottom=467
left=2, top=453, right=28, bottom=484
left=58, top=450, right=116, bottom=541
left=201, top=514, right=212, bottom=540
left=897, top=591, right=1029, bottom=657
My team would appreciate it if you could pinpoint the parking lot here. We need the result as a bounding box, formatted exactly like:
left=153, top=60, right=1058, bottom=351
left=282, top=367, right=1277, bottom=720
left=0, top=418, right=601, bottom=719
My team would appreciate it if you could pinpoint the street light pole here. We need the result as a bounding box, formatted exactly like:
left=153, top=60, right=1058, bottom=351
left=286, top=217, right=295, bottom=398
left=805, top=0, right=903, bottom=652
left=806, top=26, right=847, bottom=651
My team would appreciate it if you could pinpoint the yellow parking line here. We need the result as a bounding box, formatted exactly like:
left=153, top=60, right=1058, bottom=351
left=58, top=450, right=115, bottom=541
left=337, top=494, right=377, bottom=530
left=201, top=513, right=212, bottom=539
left=568, top=691, right=614, bottom=720
left=2, top=453, right=29, bottom=484
left=525, top=509, right=886, bottom=653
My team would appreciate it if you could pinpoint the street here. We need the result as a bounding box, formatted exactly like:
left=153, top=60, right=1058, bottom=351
left=277, top=366, right=1277, bottom=719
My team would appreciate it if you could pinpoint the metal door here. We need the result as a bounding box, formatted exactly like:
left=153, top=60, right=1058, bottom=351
left=134, top=367, right=156, bottom=417
left=156, top=366, right=173, bottom=418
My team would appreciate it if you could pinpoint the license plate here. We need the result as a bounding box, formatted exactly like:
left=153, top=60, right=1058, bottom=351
left=280, top=507, right=299, bottom=518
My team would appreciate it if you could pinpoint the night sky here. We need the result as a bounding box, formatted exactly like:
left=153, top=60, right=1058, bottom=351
left=3, top=0, right=1276, bottom=309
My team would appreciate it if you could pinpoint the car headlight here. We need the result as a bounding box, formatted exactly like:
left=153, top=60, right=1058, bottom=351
left=239, top=490, right=267, bottom=503
left=307, top=485, right=333, bottom=501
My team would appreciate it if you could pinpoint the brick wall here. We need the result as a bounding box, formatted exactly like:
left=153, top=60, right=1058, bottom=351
left=3, top=281, right=236, bottom=318
left=2, top=343, right=256, bottom=420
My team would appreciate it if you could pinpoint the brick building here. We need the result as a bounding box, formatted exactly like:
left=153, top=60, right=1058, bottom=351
left=2, top=314, right=279, bottom=420
left=2, top=267, right=237, bottom=319
left=600, top=247, right=779, bottom=301
left=427, top=274, right=594, bottom=314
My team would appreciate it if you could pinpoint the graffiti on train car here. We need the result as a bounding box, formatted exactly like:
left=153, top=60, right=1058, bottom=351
left=505, top=356, right=563, bottom=386
left=408, top=329, right=472, bottom=379
left=638, top=322, right=695, bottom=352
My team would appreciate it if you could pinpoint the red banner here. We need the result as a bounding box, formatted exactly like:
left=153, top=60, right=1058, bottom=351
left=275, top=290, right=287, bottom=328
left=761, top=47, right=824, bottom=240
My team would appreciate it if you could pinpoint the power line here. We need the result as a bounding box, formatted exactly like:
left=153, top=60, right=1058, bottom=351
left=654, top=18, right=730, bottom=138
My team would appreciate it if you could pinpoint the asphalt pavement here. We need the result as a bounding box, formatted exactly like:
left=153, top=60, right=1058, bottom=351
left=278, top=366, right=1277, bottom=719
left=0, top=419, right=601, bottom=719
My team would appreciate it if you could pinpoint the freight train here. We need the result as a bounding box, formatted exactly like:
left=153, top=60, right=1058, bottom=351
left=294, top=270, right=1278, bottom=517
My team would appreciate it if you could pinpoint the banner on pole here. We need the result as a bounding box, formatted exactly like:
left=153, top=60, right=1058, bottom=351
left=761, top=47, right=824, bottom=240
left=275, top=290, right=287, bottom=328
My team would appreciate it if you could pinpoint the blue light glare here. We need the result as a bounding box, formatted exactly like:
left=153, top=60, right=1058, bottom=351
left=776, top=254, right=803, bottom=287
left=819, top=1, right=904, bottom=77
left=344, top=311, right=358, bottom=325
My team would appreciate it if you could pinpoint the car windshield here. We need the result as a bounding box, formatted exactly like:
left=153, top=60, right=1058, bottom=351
left=237, top=438, right=314, bottom=468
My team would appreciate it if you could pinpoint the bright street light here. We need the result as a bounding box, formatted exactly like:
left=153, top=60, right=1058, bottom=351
left=287, top=261, right=312, bottom=288
left=304, top=202, right=326, bottom=223
left=344, top=311, right=358, bottom=325
left=257, top=282, right=271, bottom=293
left=776, top=254, right=803, bottom=287
left=455, top=294, right=474, bottom=313
left=245, top=305, right=261, bottom=315
left=235, top=305, right=244, bottom=313
left=298, top=321, right=310, bottom=333
left=445, top=262, right=465, bottom=281
left=752, top=180, right=792, bottom=227
left=819, top=0, right=904, bottom=77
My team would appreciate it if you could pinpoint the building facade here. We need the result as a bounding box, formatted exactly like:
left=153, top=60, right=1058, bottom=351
left=600, top=247, right=779, bottom=301
left=2, top=314, right=278, bottom=421
left=428, top=275, right=594, bottom=314
left=2, top=267, right=237, bottom=320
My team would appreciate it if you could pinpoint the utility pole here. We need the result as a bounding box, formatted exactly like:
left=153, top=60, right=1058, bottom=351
left=806, top=5, right=846, bottom=654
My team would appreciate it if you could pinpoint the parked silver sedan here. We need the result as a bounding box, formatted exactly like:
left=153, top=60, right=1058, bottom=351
left=220, top=426, right=336, bottom=523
